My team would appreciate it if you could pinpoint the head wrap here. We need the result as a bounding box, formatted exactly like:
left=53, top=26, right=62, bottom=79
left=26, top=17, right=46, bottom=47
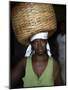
left=25, top=32, right=52, bottom=57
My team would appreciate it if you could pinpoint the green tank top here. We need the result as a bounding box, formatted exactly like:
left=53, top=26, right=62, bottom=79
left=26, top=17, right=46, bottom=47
left=22, top=57, right=54, bottom=87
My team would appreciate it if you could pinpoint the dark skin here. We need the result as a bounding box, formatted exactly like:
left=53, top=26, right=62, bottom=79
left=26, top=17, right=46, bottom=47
left=31, top=39, right=48, bottom=77
left=11, top=39, right=62, bottom=88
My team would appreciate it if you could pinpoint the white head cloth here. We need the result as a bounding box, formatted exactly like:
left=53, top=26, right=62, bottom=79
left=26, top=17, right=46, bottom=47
left=25, top=32, right=52, bottom=57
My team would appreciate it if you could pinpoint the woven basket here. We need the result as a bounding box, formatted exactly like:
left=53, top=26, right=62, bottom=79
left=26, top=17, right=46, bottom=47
left=11, top=2, right=57, bottom=45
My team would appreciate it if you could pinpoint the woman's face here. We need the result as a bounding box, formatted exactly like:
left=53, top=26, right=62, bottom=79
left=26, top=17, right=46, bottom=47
left=31, top=39, right=47, bottom=55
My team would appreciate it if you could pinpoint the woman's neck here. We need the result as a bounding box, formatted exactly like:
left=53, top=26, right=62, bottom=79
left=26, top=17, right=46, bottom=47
left=32, top=54, right=48, bottom=61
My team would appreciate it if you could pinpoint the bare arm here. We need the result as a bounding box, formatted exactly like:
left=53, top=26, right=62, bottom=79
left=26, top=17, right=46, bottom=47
left=53, top=60, right=62, bottom=86
left=11, top=57, right=26, bottom=82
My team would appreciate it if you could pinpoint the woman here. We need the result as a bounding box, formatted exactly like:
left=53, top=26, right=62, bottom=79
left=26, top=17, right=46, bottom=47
left=11, top=32, right=62, bottom=88
left=11, top=2, right=62, bottom=88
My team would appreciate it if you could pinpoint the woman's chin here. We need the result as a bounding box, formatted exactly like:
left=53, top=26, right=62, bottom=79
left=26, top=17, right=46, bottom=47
left=37, top=52, right=45, bottom=56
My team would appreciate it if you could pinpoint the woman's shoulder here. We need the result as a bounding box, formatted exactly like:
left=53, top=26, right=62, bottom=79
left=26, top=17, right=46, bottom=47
left=22, top=56, right=32, bottom=67
left=49, top=57, right=60, bottom=71
left=21, top=57, right=27, bottom=67
left=53, top=59, right=59, bottom=69
left=49, top=57, right=59, bottom=66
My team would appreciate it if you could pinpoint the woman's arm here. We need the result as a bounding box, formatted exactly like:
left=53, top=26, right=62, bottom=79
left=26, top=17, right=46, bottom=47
left=53, top=59, right=63, bottom=86
left=10, top=58, right=26, bottom=88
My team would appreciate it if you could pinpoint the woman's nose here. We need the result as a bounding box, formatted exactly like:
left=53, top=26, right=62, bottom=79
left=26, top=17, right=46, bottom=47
left=37, top=40, right=42, bottom=47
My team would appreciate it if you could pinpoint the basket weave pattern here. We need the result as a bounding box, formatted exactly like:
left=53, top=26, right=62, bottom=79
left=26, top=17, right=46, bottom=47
left=12, top=3, right=57, bottom=45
